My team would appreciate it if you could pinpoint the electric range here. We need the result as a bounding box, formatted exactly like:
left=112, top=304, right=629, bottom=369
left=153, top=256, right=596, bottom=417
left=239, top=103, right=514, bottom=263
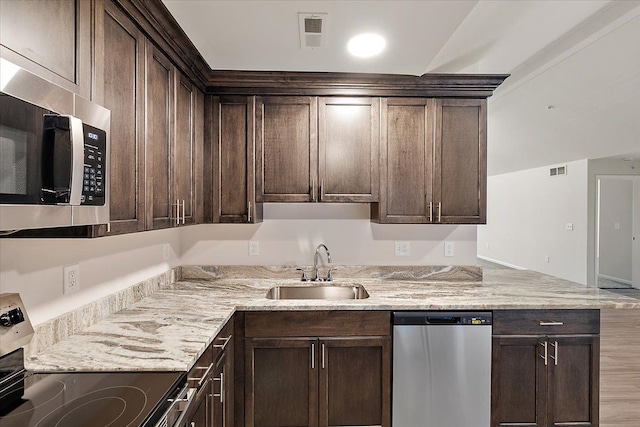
left=0, top=294, right=190, bottom=427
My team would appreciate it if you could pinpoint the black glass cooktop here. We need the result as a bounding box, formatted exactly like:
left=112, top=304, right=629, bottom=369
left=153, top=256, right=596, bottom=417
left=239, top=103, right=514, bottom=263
left=0, top=370, right=185, bottom=427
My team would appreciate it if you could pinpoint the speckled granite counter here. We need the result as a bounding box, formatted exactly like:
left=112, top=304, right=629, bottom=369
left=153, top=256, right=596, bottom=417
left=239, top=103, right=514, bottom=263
left=26, top=265, right=640, bottom=373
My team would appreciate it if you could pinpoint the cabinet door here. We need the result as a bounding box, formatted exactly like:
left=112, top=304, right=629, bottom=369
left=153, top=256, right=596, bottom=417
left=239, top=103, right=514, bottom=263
left=0, top=0, right=91, bottom=98
left=211, top=96, right=261, bottom=223
left=173, top=74, right=199, bottom=226
left=319, top=337, right=390, bottom=427
left=547, top=335, right=599, bottom=427
left=256, top=96, right=318, bottom=202
left=434, top=98, right=486, bottom=224
left=376, top=98, right=434, bottom=223
left=145, top=43, right=174, bottom=229
left=491, top=336, right=547, bottom=427
left=101, top=2, right=146, bottom=234
left=318, top=98, right=379, bottom=202
left=245, top=338, right=318, bottom=427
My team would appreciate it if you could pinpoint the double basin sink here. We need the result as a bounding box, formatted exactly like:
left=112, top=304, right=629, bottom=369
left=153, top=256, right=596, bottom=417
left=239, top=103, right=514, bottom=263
left=266, top=283, right=369, bottom=300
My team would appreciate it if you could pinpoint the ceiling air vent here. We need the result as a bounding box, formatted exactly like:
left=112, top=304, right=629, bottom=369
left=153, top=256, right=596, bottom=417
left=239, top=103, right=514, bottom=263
left=299, top=13, right=327, bottom=49
left=549, top=165, right=568, bottom=177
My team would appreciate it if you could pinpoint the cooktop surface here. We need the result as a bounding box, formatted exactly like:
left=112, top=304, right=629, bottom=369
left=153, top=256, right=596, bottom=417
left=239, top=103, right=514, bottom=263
left=0, top=370, right=185, bottom=427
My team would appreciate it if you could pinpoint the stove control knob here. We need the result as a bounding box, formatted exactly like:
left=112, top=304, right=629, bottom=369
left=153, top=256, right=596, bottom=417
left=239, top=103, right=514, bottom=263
left=0, top=307, right=25, bottom=327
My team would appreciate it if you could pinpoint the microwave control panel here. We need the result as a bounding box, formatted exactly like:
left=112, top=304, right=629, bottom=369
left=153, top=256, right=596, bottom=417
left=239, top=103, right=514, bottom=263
left=81, top=123, right=107, bottom=206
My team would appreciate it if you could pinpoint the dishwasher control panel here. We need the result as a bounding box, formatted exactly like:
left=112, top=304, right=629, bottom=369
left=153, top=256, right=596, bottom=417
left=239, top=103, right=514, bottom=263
left=392, top=311, right=492, bottom=325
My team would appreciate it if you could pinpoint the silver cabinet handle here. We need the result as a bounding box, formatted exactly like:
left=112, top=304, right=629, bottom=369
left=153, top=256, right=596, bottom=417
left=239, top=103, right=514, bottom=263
left=188, top=362, right=214, bottom=388
left=213, top=335, right=232, bottom=350
left=321, top=343, right=325, bottom=369
left=311, top=343, right=315, bottom=369
left=191, top=422, right=195, bottom=427
left=311, top=179, right=316, bottom=202
left=539, top=321, right=564, bottom=326
left=182, top=199, right=186, bottom=224
left=539, top=341, right=548, bottom=366
left=320, top=179, right=324, bottom=202
left=428, top=202, right=433, bottom=222
left=549, top=341, right=558, bottom=366
left=437, top=202, right=442, bottom=222
left=213, top=372, right=224, bottom=402
left=175, top=199, right=180, bottom=226
left=247, top=201, right=251, bottom=222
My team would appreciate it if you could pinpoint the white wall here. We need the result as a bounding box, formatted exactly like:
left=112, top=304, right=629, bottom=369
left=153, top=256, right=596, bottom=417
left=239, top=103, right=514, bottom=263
left=181, top=204, right=477, bottom=266
left=1, top=204, right=477, bottom=325
left=477, top=159, right=589, bottom=284
left=0, top=228, right=181, bottom=325
left=598, top=178, right=633, bottom=282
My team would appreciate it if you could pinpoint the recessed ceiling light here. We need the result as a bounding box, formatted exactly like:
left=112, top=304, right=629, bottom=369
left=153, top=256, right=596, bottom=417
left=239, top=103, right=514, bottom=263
left=347, top=33, right=386, bottom=58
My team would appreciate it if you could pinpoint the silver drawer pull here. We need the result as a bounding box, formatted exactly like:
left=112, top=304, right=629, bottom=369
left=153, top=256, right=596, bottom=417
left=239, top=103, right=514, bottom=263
left=213, top=372, right=224, bottom=402
left=188, top=362, right=214, bottom=388
left=213, top=335, right=232, bottom=350
left=539, top=321, right=564, bottom=326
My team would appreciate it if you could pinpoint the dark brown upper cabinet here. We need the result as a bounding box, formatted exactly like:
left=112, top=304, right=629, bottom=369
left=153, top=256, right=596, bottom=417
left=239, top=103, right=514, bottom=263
left=434, top=98, right=487, bottom=224
left=374, top=97, right=486, bottom=224
left=256, top=96, right=380, bottom=203
left=145, top=43, right=174, bottom=230
left=0, top=0, right=92, bottom=99
left=208, top=96, right=261, bottom=223
left=318, top=97, right=379, bottom=202
left=97, top=1, right=147, bottom=235
left=256, top=96, right=318, bottom=202
left=374, top=98, right=434, bottom=223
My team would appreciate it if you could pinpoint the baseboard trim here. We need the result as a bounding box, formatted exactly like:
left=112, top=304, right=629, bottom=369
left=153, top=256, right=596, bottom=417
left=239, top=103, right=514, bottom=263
left=598, top=273, right=633, bottom=286
left=477, top=255, right=527, bottom=270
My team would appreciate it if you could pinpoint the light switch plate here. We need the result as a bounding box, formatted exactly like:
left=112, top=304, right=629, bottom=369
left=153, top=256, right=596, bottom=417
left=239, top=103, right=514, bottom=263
left=444, top=241, right=455, bottom=257
left=395, top=241, right=410, bottom=256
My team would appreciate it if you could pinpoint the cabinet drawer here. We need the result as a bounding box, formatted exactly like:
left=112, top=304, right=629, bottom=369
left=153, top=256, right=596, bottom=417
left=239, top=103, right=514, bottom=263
left=245, top=311, right=391, bottom=338
left=493, top=309, right=600, bottom=335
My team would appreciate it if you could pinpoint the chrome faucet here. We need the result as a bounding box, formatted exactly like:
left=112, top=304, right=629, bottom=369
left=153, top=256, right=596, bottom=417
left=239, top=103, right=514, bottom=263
left=313, top=244, right=332, bottom=281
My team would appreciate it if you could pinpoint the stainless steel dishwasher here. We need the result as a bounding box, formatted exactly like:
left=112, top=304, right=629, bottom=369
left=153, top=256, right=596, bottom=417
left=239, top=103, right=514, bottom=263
left=392, top=311, right=492, bottom=427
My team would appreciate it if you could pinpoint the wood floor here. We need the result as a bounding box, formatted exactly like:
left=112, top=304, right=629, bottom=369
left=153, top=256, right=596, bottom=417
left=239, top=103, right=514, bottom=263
left=600, top=309, right=640, bottom=426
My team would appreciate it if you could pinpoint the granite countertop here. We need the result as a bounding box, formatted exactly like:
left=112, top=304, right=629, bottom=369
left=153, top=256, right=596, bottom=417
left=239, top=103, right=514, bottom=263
left=26, top=266, right=640, bottom=373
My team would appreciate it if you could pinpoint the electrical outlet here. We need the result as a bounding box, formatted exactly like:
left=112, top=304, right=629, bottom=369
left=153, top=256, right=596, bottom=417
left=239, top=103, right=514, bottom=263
left=545, top=256, right=550, bottom=263
left=395, top=241, right=410, bottom=256
left=485, top=243, right=490, bottom=249
left=249, top=240, right=260, bottom=256
left=163, top=244, right=170, bottom=261
left=565, top=223, right=573, bottom=231
left=444, top=241, right=455, bottom=257
left=63, top=264, right=80, bottom=294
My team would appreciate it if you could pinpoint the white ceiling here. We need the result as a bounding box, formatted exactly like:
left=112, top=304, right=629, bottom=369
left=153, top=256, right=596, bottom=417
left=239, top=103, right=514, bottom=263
left=163, top=0, right=640, bottom=176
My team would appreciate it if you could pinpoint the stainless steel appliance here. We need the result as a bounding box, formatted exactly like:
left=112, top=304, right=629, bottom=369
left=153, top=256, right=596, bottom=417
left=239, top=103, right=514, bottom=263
left=392, top=311, right=492, bottom=427
left=0, top=294, right=188, bottom=427
left=0, top=58, right=110, bottom=232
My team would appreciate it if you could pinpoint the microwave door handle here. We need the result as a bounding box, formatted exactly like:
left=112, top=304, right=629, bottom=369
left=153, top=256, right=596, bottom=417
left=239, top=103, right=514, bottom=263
left=68, top=116, right=84, bottom=206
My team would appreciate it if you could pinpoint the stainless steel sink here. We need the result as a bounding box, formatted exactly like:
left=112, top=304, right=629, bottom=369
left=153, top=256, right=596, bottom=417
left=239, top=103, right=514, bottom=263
left=265, top=284, right=370, bottom=300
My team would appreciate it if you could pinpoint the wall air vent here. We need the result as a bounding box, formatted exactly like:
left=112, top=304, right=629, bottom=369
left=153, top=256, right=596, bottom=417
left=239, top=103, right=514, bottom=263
left=299, top=13, right=328, bottom=49
left=549, top=165, right=568, bottom=177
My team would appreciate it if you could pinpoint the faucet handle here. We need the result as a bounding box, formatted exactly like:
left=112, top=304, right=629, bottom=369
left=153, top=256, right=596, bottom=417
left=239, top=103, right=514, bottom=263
left=325, top=268, right=335, bottom=282
left=296, top=268, right=309, bottom=282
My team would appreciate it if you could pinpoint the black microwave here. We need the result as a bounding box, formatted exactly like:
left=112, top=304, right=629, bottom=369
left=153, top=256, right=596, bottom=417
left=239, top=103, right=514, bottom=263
left=0, top=58, right=110, bottom=232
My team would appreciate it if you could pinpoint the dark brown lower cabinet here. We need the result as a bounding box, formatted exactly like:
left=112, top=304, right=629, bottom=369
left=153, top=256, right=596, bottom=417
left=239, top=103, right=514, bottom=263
left=492, top=310, right=600, bottom=427
left=245, top=330, right=390, bottom=427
